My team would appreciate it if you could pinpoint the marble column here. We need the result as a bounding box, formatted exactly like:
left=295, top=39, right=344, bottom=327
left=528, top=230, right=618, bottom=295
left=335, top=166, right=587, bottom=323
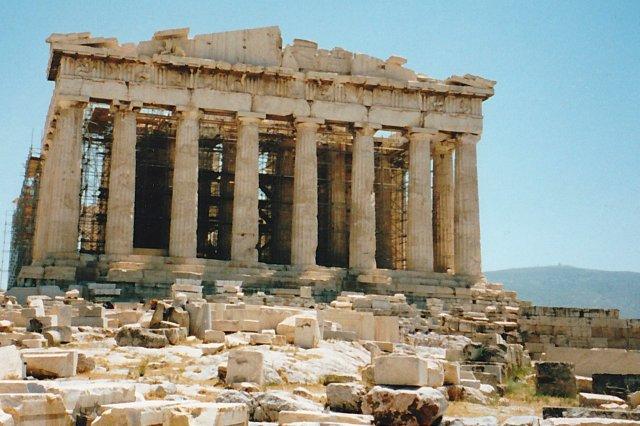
left=433, top=141, right=455, bottom=272
left=454, top=133, right=482, bottom=277
left=105, top=105, right=137, bottom=256
left=349, top=122, right=380, bottom=270
left=291, top=117, right=323, bottom=267
left=169, top=107, right=202, bottom=258
left=231, top=112, right=264, bottom=264
left=406, top=128, right=436, bottom=272
left=34, top=99, right=86, bottom=260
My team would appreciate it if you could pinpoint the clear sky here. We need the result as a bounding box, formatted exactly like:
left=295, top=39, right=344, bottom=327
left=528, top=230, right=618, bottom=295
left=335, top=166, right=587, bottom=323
left=0, top=1, right=639, bottom=288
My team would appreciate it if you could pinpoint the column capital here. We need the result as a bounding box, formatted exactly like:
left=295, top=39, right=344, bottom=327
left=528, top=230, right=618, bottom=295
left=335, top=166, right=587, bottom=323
left=406, top=127, right=438, bottom=142
left=110, top=101, right=141, bottom=113
left=237, top=111, right=265, bottom=125
left=353, top=122, right=381, bottom=137
left=456, top=133, right=481, bottom=145
left=56, top=96, right=88, bottom=111
left=433, top=139, right=456, bottom=155
left=294, top=116, right=324, bottom=130
left=176, top=106, right=203, bottom=121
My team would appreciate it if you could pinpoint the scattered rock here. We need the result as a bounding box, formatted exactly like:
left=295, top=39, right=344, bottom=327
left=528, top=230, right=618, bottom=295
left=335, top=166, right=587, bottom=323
left=115, top=325, right=168, bottom=348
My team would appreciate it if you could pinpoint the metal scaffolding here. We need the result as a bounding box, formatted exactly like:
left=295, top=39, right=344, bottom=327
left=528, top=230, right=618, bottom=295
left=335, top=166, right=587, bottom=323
left=7, top=147, right=42, bottom=288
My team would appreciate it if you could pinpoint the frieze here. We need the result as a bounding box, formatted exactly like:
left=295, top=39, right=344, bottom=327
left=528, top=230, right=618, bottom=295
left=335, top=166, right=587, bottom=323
left=56, top=54, right=484, bottom=117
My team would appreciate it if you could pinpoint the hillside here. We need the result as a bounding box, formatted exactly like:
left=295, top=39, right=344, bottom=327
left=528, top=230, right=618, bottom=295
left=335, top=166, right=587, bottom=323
left=484, top=265, right=640, bottom=318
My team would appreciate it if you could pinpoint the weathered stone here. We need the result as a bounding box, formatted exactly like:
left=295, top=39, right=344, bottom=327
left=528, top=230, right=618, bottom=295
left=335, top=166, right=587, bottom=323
left=294, top=316, right=321, bottom=349
left=326, top=382, right=366, bottom=413
left=226, top=349, right=264, bottom=385
left=253, top=391, right=323, bottom=422
left=578, top=392, right=626, bottom=408
left=115, top=325, right=168, bottom=348
left=362, top=385, right=448, bottom=426
left=0, top=346, right=24, bottom=380
left=374, top=354, right=444, bottom=387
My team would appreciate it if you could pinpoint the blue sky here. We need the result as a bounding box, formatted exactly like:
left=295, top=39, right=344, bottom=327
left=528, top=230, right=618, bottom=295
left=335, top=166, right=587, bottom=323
left=0, top=1, right=639, bottom=287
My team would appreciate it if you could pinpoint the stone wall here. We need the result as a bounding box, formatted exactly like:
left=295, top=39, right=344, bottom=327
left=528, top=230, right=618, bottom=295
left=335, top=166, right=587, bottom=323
left=519, top=305, right=640, bottom=358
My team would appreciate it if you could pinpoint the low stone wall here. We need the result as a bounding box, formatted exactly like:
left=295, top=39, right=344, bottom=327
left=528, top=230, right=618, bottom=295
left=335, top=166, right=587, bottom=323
left=519, top=305, right=640, bottom=358
left=541, top=347, right=640, bottom=376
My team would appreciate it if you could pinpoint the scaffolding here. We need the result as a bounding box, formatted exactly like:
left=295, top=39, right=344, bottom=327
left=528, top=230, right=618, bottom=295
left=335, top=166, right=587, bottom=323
left=78, top=104, right=113, bottom=254
left=7, top=147, right=42, bottom=288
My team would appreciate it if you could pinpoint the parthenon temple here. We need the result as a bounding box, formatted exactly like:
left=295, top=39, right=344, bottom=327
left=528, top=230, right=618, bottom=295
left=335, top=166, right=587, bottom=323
left=12, top=26, right=495, bottom=298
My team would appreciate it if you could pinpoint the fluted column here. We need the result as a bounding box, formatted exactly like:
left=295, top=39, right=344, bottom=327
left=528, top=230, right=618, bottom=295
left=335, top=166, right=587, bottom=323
left=105, top=105, right=137, bottom=256
left=349, top=122, right=380, bottom=270
left=33, top=99, right=86, bottom=260
left=406, top=128, right=436, bottom=272
left=433, top=141, right=455, bottom=272
left=169, top=107, right=202, bottom=258
left=454, top=133, right=482, bottom=277
left=231, top=112, right=264, bottom=263
left=291, top=117, right=323, bottom=267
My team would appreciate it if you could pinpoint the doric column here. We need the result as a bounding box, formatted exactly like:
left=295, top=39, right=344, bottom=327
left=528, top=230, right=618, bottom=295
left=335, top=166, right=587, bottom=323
left=291, top=117, right=323, bottom=267
left=349, top=122, right=380, bottom=270
left=454, top=133, right=482, bottom=277
left=169, top=107, right=202, bottom=258
left=105, top=104, right=137, bottom=256
left=433, top=141, right=455, bottom=272
left=33, top=99, right=86, bottom=260
left=406, top=128, right=436, bottom=272
left=231, top=112, right=264, bottom=263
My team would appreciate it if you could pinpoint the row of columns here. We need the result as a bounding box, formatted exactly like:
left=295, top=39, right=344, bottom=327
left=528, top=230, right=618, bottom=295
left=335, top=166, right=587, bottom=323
left=33, top=101, right=482, bottom=277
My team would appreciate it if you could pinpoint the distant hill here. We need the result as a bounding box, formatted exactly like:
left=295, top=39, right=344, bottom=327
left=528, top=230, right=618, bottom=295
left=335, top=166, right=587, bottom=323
left=484, top=265, right=640, bottom=319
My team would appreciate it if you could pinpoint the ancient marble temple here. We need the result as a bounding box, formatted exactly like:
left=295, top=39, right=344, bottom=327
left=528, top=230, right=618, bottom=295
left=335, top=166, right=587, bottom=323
left=18, top=26, right=495, bottom=297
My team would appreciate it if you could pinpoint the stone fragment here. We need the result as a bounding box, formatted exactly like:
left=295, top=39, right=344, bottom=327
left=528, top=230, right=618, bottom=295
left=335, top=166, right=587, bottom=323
left=278, top=410, right=373, bottom=424
left=576, top=375, right=593, bottom=393
left=226, top=350, right=264, bottom=385
left=293, top=316, right=321, bottom=349
left=201, top=343, right=225, bottom=355
left=76, top=352, right=95, bottom=373
left=0, top=393, right=69, bottom=425
left=0, top=346, right=24, bottom=380
left=579, top=392, right=626, bottom=408
left=326, top=382, right=366, bottom=413
left=536, top=362, right=577, bottom=397
left=115, top=325, right=168, bottom=348
left=203, top=329, right=226, bottom=343
left=253, top=391, right=323, bottom=422
left=362, top=386, right=448, bottom=426
left=628, top=390, right=640, bottom=408
left=22, top=350, right=78, bottom=379
left=503, top=416, right=542, bottom=426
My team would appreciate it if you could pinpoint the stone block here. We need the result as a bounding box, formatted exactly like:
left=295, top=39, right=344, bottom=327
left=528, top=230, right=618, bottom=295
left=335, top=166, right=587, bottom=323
left=204, top=329, right=226, bottom=343
left=0, top=393, right=69, bottom=425
left=578, top=392, right=626, bottom=408
left=0, top=346, right=24, bottom=379
left=212, top=320, right=240, bottom=333
left=362, top=386, right=448, bottom=426
left=71, top=316, right=108, bottom=328
left=326, top=382, right=366, bottom=413
left=78, top=305, right=105, bottom=317
left=294, top=316, right=321, bottom=349
left=226, top=350, right=264, bottom=385
left=22, top=350, right=78, bottom=378
left=374, top=316, right=400, bottom=343
left=444, top=361, right=461, bottom=385
left=374, top=354, right=444, bottom=387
